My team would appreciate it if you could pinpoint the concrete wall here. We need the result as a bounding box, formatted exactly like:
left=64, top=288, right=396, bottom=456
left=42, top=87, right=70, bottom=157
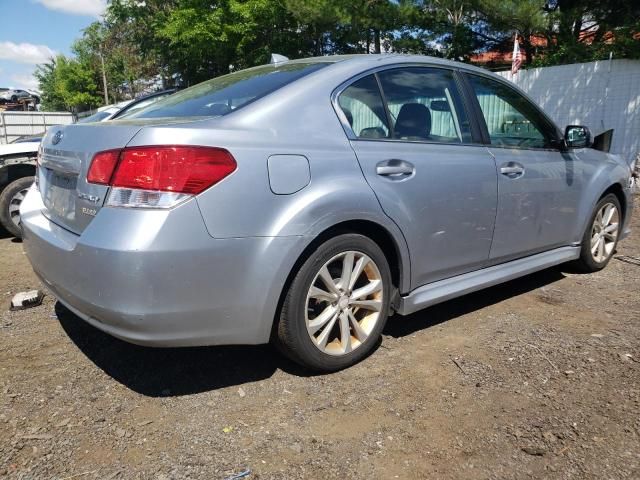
left=0, top=111, right=74, bottom=144
left=497, top=59, right=640, bottom=163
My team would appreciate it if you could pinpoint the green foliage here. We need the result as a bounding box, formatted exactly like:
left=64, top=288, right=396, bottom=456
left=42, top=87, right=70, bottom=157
left=34, top=0, right=640, bottom=110
left=35, top=55, right=102, bottom=112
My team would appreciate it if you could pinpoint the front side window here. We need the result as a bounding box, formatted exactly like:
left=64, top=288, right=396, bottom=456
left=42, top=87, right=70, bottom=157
left=467, top=74, right=557, bottom=149
left=338, top=75, right=390, bottom=139
left=378, top=67, right=471, bottom=143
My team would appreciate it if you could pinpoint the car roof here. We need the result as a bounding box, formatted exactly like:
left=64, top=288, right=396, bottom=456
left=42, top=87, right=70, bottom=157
left=291, top=53, right=496, bottom=76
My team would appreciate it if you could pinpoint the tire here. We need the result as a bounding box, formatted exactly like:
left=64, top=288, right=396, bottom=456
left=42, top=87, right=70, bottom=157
left=275, top=233, right=392, bottom=372
left=571, top=193, right=622, bottom=272
left=0, top=176, right=34, bottom=238
left=10, top=95, right=17, bottom=103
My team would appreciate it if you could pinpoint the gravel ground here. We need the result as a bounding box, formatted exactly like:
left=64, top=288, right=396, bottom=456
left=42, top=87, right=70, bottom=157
left=1, top=206, right=639, bottom=480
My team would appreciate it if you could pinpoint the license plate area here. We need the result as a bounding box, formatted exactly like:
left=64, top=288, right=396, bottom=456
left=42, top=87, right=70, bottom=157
left=41, top=168, right=78, bottom=223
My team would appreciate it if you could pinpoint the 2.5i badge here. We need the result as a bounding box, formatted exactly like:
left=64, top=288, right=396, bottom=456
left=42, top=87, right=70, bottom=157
left=82, top=207, right=97, bottom=217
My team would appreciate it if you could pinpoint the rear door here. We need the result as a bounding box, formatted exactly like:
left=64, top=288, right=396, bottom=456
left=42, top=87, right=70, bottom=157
left=340, top=67, right=498, bottom=288
left=463, top=73, right=582, bottom=263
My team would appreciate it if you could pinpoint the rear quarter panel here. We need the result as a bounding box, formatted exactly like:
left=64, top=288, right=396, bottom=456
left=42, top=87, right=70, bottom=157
left=126, top=62, right=412, bottom=291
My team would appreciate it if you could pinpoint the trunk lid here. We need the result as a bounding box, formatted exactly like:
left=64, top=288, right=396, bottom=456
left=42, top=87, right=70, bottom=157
left=38, top=123, right=145, bottom=234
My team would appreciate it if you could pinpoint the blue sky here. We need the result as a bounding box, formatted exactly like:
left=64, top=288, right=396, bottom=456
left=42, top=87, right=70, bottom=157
left=0, top=0, right=106, bottom=91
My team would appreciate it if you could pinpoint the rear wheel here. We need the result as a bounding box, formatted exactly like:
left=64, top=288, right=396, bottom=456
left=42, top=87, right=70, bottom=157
left=276, top=234, right=392, bottom=372
left=572, top=193, right=621, bottom=272
left=0, top=176, right=34, bottom=238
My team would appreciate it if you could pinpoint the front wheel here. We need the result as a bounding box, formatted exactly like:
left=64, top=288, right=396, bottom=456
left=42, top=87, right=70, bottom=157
left=0, top=176, right=34, bottom=238
left=275, top=234, right=392, bottom=372
left=572, top=193, right=621, bottom=272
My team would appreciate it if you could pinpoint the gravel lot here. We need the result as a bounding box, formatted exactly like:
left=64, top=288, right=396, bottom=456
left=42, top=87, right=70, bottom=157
left=1, top=206, right=639, bottom=479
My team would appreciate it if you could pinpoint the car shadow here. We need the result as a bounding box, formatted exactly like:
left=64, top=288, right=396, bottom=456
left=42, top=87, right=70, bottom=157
left=384, top=267, right=566, bottom=338
left=0, top=227, right=13, bottom=240
left=55, top=302, right=311, bottom=397
left=55, top=267, right=565, bottom=397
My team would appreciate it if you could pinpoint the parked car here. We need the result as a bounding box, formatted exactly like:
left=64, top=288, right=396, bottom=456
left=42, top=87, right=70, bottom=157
left=0, top=89, right=33, bottom=104
left=0, top=140, right=40, bottom=236
left=0, top=90, right=176, bottom=237
left=21, top=55, right=635, bottom=371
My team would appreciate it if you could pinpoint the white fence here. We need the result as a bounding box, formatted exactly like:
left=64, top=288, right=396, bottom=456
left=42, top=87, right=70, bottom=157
left=498, top=59, right=640, bottom=164
left=0, top=111, right=74, bottom=144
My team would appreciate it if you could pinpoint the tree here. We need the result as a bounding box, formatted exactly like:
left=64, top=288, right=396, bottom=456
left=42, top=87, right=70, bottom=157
left=34, top=60, right=65, bottom=111
left=536, top=0, right=640, bottom=65
left=476, top=0, right=548, bottom=65
left=35, top=55, right=102, bottom=112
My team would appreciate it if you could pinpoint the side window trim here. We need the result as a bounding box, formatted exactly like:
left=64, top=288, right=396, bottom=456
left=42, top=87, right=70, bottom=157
left=455, top=71, right=490, bottom=145
left=373, top=72, right=396, bottom=139
left=462, top=72, right=562, bottom=151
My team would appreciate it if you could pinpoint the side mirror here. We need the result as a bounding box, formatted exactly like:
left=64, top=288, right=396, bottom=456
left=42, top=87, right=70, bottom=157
left=565, top=125, right=592, bottom=149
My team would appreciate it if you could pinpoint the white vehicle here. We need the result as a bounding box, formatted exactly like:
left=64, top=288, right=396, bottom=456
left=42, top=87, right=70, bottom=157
left=0, top=89, right=33, bottom=103
left=0, top=140, right=40, bottom=236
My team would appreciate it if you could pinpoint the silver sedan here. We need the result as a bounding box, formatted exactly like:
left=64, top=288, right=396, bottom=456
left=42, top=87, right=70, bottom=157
left=21, top=54, right=635, bottom=371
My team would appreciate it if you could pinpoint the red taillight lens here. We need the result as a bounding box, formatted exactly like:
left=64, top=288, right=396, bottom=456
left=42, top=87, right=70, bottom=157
left=87, top=146, right=236, bottom=194
left=87, top=150, right=121, bottom=185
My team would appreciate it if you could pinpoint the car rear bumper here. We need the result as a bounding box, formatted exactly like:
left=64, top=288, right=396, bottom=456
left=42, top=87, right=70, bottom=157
left=21, top=186, right=305, bottom=347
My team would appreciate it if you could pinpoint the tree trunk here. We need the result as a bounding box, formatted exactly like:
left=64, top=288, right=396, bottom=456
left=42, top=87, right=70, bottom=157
left=374, top=29, right=381, bottom=54
left=522, top=34, right=533, bottom=66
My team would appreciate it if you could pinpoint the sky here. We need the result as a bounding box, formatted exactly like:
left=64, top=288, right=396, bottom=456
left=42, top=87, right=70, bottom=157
left=0, top=0, right=106, bottom=91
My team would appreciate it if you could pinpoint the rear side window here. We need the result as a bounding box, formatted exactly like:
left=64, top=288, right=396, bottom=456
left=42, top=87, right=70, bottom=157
left=338, top=75, right=390, bottom=139
left=129, top=62, right=329, bottom=119
left=377, top=67, right=471, bottom=143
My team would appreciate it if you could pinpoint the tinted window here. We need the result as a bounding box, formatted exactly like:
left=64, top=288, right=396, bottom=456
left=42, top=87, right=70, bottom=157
left=128, top=62, right=329, bottom=119
left=378, top=67, right=471, bottom=143
left=338, top=75, right=390, bottom=139
left=467, top=74, right=557, bottom=149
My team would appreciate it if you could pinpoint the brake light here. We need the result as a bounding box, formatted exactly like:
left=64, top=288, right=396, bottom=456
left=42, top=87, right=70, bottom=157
left=87, top=146, right=236, bottom=208
left=87, top=150, right=120, bottom=185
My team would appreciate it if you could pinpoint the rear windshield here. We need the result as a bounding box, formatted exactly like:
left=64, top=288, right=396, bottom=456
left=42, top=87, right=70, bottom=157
left=127, top=62, right=329, bottom=119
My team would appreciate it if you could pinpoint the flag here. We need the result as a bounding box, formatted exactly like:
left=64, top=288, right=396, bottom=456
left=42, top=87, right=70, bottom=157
left=511, top=35, right=522, bottom=75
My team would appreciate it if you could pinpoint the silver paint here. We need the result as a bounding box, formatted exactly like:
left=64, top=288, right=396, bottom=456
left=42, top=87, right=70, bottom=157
left=21, top=54, right=633, bottom=347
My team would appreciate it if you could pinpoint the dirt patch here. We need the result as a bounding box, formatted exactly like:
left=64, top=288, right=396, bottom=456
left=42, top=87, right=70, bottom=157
left=1, top=205, right=639, bottom=479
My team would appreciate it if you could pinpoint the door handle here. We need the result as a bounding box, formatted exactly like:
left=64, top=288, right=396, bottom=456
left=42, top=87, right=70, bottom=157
left=500, top=163, right=525, bottom=177
left=376, top=160, right=414, bottom=177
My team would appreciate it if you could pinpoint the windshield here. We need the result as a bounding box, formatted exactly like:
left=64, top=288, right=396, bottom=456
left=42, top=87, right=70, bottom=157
left=127, top=62, right=329, bottom=119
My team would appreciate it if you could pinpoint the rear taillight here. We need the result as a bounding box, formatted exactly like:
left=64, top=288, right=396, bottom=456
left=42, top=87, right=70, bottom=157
left=87, top=146, right=236, bottom=208
left=87, top=150, right=120, bottom=185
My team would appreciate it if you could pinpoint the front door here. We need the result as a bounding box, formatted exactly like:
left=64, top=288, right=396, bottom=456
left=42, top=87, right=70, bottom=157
left=337, top=67, right=498, bottom=288
left=464, top=73, right=583, bottom=263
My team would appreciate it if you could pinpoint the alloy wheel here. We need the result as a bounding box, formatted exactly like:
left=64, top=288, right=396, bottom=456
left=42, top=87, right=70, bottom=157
left=590, top=202, right=619, bottom=263
left=305, top=251, right=384, bottom=356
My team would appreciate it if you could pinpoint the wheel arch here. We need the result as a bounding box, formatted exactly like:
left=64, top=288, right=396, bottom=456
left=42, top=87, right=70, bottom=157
left=599, top=183, right=627, bottom=223
left=269, top=218, right=410, bottom=343
left=0, top=157, right=37, bottom=191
